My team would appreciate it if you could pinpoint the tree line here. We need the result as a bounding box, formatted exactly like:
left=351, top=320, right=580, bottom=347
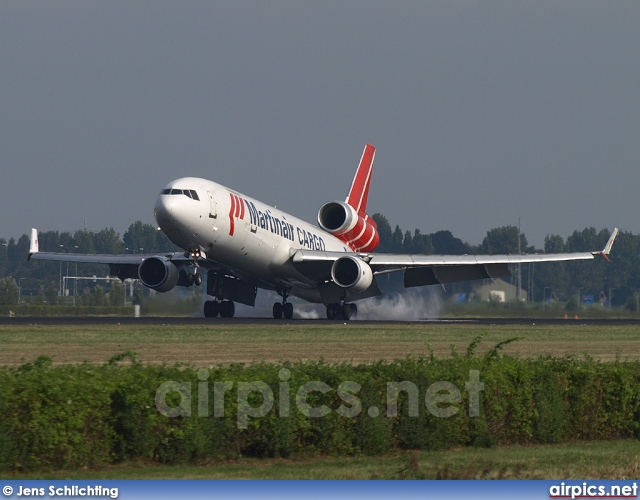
left=0, top=217, right=637, bottom=308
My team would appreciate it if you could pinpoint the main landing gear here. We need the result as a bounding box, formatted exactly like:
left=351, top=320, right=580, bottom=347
left=326, top=302, right=357, bottom=321
left=204, top=299, right=235, bottom=318
left=273, top=289, right=294, bottom=319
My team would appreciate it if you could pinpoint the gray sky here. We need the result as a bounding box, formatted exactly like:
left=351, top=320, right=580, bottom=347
left=1, top=1, right=638, bottom=248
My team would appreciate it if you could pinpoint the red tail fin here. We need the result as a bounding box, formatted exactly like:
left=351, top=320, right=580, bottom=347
left=346, top=144, right=375, bottom=217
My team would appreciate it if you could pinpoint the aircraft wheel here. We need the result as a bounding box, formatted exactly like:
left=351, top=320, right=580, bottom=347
left=273, top=302, right=283, bottom=319
left=193, top=273, right=203, bottom=286
left=326, top=303, right=337, bottom=320
left=283, top=302, right=294, bottom=320
left=225, top=300, right=235, bottom=318
left=204, top=300, right=219, bottom=318
left=211, top=300, right=220, bottom=317
left=342, top=303, right=353, bottom=321
left=220, top=300, right=235, bottom=318
left=219, top=300, right=230, bottom=318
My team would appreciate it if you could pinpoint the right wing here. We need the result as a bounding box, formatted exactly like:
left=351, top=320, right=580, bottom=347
left=291, top=228, right=619, bottom=288
left=27, top=228, right=256, bottom=290
left=27, top=228, right=185, bottom=277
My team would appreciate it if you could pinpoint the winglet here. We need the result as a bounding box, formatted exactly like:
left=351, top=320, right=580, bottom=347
left=603, top=228, right=618, bottom=255
left=28, top=228, right=39, bottom=257
left=346, top=144, right=376, bottom=217
left=594, top=227, right=618, bottom=262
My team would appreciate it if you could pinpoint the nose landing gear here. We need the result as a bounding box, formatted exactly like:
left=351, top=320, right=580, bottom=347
left=183, top=248, right=205, bottom=287
left=191, top=272, right=202, bottom=286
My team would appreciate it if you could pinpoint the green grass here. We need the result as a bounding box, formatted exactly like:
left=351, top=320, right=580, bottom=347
left=2, top=322, right=640, bottom=345
left=4, top=440, right=638, bottom=480
left=1, top=322, right=640, bottom=365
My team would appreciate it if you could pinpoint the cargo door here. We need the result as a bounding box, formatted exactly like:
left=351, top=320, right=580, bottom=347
left=207, top=191, right=217, bottom=219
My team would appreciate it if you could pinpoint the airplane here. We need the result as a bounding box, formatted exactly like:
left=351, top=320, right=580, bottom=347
left=28, top=144, right=619, bottom=320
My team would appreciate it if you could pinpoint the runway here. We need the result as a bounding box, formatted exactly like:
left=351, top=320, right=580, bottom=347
left=1, top=316, right=640, bottom=326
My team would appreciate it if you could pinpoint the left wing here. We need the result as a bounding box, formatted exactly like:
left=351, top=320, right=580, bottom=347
left=292, top=228, right=619, bottom=288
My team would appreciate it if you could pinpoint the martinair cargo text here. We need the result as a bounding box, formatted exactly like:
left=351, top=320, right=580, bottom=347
left=29, top=145, right=618, bottom=320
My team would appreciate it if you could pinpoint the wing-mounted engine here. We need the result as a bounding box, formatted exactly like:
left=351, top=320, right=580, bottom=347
left=138, top=256, right=180, bottom=292
left=317, top=201, right=379, bottom=252
left=330, top=255, right=374, bottom=293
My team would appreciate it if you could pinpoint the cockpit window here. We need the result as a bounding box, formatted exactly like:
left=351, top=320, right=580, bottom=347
left=161, top=188, right=200, bottom=200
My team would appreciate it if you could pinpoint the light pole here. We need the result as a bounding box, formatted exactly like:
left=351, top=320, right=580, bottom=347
left=59, top=244, right=64, bottom=297
left=72, top=246, right=78, bottom=305
left=18, top=278, right=26, bottom=305
left=577, top=287, right=582, bottom=311
left=543, top=286, right=550, bottom=310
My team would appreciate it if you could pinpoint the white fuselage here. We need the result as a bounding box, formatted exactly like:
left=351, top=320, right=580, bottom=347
left=154, top=177, right=350, bottom=300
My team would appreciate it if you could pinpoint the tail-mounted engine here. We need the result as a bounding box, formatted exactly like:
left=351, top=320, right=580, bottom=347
left=317, top=201, right=379, bottom=252
left=331, top=255, right=374, bottom=293
left=138, top=256, right=180, bottom=292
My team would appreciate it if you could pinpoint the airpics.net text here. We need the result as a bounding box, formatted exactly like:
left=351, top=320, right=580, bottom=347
left=155, top=369, right=484, bottom=429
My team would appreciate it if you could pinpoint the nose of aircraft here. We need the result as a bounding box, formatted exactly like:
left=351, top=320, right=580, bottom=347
left=154, top=193, right=175, bottom=227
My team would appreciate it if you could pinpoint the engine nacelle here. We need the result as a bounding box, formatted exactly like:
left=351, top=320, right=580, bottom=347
left=138, top=256, right=180, bottom=292
left=318, top=201, right=379, bottom=252
left=318, top=201, right=358, bottom=235
left=331, top=256, right=374, bottom=293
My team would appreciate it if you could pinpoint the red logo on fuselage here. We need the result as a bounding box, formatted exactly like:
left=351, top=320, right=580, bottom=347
left=228, top=193, right=245, bottom=236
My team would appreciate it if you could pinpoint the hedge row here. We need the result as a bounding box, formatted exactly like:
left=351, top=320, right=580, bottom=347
left=0, top=351, right=639, bottom=471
